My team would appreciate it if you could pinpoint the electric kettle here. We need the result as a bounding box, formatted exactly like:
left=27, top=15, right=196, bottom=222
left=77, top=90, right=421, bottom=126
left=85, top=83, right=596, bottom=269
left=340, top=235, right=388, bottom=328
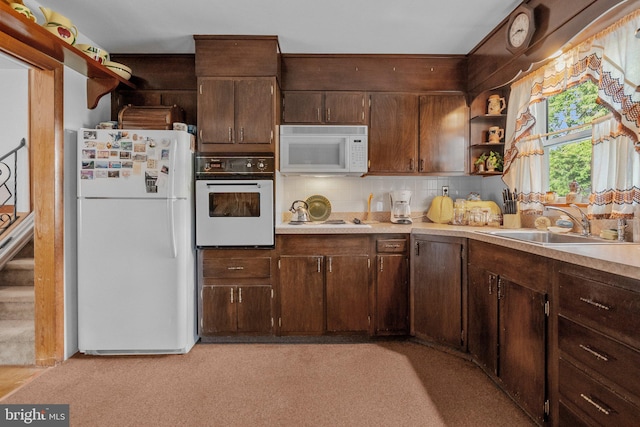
left=289, top=200, right=311, bottom=223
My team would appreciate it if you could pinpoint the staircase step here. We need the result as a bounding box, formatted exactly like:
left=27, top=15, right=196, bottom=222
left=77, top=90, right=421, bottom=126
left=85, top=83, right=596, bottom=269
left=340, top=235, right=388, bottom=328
left=15, top=240, right=34, bottom=259
left=0, top=286, right=34, bottom=320
left=0, top=258, right=34, bottom=286
left=0, top=319, right=35, bottom=365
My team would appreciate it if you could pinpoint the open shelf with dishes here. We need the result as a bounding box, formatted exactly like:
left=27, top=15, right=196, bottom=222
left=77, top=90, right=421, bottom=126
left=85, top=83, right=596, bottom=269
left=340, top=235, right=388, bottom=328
left=0, top=2, right=135, bottom=109
left=469, top=90, right=508, bottom=175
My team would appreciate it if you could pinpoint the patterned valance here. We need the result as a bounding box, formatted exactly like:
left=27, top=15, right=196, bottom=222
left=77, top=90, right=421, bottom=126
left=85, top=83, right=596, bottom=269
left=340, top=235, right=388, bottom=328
left=502, top=9, right=640, bottom=215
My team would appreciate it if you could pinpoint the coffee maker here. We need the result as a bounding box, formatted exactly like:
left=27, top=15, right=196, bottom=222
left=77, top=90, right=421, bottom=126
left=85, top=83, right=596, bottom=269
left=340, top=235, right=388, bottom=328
left=390, top=190, right=412, bottom=224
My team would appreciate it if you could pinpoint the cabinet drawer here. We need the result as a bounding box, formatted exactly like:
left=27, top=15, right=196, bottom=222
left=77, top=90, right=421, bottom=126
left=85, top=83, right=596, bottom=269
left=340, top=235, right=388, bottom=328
left=558, top=272, right=640, bottom=349
left=559, top=359, right=640, bottom=426
left=559, top=315, right=640, bottom=400
left=558, top=402, right=591, bottom=427
left=202, top=257, right=271, bottom=279
left=376, top=239, right=407, bottom=253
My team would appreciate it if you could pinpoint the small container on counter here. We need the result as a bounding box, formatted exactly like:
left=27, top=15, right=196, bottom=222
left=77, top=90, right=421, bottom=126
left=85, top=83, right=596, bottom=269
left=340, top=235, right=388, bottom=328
left=452, top=199, right=468, bottom=225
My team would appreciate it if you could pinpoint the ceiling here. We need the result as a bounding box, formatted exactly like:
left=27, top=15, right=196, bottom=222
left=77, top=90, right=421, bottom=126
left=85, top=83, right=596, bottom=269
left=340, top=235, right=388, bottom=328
left=29, top=0, right=522, bottom=55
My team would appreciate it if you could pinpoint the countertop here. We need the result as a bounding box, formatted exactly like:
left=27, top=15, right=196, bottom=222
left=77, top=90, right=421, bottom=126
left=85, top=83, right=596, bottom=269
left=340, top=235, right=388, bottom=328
left=275, top=221, right=640, bottom=281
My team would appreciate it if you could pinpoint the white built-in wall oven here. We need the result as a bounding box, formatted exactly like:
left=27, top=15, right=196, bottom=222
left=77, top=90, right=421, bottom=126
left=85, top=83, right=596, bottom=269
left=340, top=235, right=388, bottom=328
left=195, top=155, right=274, bottom=248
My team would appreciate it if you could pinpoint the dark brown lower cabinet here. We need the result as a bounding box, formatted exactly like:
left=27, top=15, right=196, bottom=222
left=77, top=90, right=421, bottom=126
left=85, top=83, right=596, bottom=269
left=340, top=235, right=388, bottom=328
left=278, top=255, right=325, bottom=334
left=468, top=240, right=549, bottom=424
left=411, top=235, right=466, bottom=350
left=554, top=262, right=640, bottom=426
left=375, top=236, right=409, bottom=335
left=375, top=253, right=409, bottom=334
left=326, top=255, right=370, bottom=332
left=276, top=235, right=371, bottom=336
left=198, top=249, right=274, bottom=338
left=202, top=285, right=272, bottom=334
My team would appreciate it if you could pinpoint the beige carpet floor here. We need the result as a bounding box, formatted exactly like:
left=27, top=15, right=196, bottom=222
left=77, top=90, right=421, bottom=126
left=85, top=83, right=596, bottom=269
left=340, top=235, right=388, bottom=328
left=1, top=341, right=535, bottom=426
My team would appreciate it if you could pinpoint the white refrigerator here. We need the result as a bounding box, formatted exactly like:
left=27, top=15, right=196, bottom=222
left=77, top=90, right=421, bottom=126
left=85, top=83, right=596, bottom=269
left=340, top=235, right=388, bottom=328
left=77, top=128, right=197, bottom=355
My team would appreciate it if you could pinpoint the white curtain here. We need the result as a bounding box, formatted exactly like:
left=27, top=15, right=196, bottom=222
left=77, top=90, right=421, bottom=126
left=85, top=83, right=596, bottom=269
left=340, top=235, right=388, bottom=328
left=502, top=81, right=546, bottom=213
left=589, top=115, right=640, bottom=218
left=502, top=9, right=640, bottom=217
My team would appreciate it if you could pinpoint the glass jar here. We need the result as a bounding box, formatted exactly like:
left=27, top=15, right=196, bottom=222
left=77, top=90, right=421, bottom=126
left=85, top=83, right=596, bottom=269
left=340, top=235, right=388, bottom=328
left=468, top=207, right=485, bottom=226
left=452, top=199, right=467, bottom=225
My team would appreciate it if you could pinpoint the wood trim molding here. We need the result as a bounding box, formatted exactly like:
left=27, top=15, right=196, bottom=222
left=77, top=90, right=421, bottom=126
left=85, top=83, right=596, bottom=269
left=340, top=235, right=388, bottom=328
left=1, top=31, right=65, bottom=366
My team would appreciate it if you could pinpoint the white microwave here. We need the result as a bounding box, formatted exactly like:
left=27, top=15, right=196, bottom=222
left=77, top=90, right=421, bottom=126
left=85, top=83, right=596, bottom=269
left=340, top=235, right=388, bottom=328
left=279, top=125, right=368, bottom=176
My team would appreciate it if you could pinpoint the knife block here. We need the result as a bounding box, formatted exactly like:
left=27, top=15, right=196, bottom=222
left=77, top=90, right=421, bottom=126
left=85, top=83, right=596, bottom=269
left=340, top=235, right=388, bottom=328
left=503, top=213, right=521, bottom=229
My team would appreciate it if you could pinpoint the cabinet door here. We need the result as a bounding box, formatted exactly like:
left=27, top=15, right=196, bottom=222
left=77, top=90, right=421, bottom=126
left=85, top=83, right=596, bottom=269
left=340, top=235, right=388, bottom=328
left=282, top=91, right=323, bottom=123
left=325, top=92, right=366, bottom=124
left=201, top=286, right=237, bottom=334
left=376, top=254, right=408, bottom=334
left=235, top=78, right=274, bottom=145
left=500, top=278, right=547, bottom=424
left=237, top=286, right=273, bottom=333
left=412, top=239, right=463, bottom=348
left=467, top=265, right=498, bottom=375
left=419, top=94, right=468, bottom=173
left=326, top=255, right=370, bottom=332
left=278, top=255, right=324, bottom=334
left=198, top=78, right=234, bottom=145
left=369, top=93, right=419, bottom=173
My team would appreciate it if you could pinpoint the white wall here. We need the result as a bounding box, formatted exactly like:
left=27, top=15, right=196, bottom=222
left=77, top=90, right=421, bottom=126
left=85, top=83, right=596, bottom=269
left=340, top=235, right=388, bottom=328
left=277, top=174, right=505, bottom=223
left=0, top=67, right=30, bottom=213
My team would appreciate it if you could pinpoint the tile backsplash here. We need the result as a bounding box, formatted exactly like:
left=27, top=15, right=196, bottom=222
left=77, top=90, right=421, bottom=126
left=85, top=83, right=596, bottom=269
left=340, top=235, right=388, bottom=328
left=276, top=173, right=505, bottom=223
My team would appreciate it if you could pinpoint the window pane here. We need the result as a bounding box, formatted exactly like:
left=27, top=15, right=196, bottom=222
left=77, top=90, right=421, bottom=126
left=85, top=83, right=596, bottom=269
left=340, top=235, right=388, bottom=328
left=548, top=138, right=591, bottom=196
left=544, top=81, right=608, bottom=198
left=547, top=81, right=608, bottom=137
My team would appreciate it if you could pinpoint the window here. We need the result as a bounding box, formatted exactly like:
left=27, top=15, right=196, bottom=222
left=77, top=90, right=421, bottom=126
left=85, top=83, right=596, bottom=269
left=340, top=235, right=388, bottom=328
left=540, top=81, right=608, bottom=197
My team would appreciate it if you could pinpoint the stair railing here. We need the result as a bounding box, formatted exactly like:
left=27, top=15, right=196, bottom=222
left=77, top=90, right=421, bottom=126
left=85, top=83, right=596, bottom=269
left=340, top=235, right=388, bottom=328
left=1, top=138, right=26, bottom=236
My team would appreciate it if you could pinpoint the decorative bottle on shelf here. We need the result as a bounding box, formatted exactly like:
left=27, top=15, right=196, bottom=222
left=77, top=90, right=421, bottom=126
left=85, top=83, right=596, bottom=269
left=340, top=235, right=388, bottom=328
left=566, top=179, right=581, bottom=203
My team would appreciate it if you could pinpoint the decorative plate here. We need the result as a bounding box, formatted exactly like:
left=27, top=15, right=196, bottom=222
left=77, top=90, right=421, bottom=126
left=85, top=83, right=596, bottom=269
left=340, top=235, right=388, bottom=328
left=305, top=195, right=331, bottom=222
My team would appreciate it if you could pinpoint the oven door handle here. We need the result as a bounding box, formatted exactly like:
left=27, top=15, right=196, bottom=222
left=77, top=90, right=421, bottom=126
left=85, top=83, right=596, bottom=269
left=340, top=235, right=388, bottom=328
left=205, top=183, right=263, bottom=188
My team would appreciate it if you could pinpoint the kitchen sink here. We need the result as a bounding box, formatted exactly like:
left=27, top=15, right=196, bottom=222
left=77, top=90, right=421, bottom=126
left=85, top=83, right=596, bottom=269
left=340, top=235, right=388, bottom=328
left=479, top=230, right=633, bottom=245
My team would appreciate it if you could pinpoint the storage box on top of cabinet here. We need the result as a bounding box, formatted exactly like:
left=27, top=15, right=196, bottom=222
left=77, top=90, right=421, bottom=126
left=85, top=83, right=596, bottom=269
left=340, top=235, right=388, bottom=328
left=194, top=35, right=281, bottom=79
left=117, top=104, right=185, bottom=130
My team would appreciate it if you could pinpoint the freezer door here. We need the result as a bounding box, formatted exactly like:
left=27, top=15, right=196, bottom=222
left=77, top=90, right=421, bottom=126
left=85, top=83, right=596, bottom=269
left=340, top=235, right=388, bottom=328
left=77, top=198, right=196, bottom=354
left=78, top=129, right=193, bottom=199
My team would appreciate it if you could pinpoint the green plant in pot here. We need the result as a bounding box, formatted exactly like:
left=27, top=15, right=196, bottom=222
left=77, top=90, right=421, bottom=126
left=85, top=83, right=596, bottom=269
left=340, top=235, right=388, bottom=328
left=486, top=151, right=503, bottom=172
left=474, top=153, right=488, bottom=173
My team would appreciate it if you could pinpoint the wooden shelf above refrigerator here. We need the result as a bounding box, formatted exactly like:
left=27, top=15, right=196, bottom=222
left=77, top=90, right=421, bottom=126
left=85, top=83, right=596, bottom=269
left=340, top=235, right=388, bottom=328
left=0, top=2, right=135, bottom=109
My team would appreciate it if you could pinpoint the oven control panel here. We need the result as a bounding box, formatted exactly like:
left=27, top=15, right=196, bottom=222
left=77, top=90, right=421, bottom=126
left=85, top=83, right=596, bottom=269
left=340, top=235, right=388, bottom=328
left=195, top=155, right=275, bottom=178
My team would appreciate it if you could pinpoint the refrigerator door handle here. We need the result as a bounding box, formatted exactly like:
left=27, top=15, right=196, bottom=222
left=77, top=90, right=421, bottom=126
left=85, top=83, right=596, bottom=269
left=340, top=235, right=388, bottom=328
left=168, top=138, right=178, bottom=199
left=167, top=198, right=177, bottom=258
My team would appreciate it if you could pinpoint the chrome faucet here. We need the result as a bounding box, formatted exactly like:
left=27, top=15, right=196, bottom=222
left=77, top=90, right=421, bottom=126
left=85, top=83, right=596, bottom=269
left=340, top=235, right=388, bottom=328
left=545, top=204, right=591, bottom=236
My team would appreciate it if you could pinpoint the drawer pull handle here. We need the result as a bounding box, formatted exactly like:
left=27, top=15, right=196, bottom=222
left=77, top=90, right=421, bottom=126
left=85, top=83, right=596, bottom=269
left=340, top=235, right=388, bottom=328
left=227, top=266, right=245, bottom=270
left=384, top=244, right=401, bottom=248
left=580, top=394, right=611, bottom=415
left=579, top=297, right=611, bottom=311
left=579, top=344, right=609, bottom=362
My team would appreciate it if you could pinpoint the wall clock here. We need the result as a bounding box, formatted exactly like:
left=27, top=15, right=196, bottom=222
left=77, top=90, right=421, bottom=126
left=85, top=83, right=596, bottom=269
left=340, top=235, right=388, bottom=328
left=506, top=4, right=536, bottom=54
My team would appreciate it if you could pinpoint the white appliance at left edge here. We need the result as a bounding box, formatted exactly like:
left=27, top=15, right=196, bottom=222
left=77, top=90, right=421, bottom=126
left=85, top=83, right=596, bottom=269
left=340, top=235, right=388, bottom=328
left=77, top=128, right=197, bottom=355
